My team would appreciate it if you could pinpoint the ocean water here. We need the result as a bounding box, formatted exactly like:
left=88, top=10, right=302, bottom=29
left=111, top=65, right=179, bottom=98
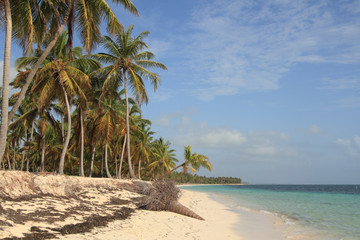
left=181, top=185, right=360, bottom=240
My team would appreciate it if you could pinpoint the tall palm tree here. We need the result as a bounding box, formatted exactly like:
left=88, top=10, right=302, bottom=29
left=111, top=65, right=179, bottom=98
left=93, top=25, right=167, bottom=178
left=0, top=0, right=12, bottom=165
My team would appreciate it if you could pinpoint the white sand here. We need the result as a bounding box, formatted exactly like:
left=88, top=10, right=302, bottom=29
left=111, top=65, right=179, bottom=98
left=57, top=190, right=242, bottom=240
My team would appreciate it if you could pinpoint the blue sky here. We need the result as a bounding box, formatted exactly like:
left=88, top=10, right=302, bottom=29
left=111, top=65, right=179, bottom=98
left=1, top=0, right=360, bottom=183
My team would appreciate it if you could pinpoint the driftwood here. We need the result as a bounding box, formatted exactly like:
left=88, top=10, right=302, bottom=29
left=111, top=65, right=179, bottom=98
left=140, top=180, right=204, bottom=221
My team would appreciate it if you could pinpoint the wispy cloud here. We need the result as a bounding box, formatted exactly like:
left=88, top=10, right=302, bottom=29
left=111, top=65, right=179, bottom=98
left=322, top=77, right=360, bottom=90
left=176, top=0, right=360, bottom=100
left=336, top=136, right=360, bottom=156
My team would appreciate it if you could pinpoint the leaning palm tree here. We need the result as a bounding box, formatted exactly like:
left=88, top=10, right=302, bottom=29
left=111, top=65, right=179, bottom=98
left=168, top=145, right=212, bottom=176
left=92, top=25, right=167, bottom=178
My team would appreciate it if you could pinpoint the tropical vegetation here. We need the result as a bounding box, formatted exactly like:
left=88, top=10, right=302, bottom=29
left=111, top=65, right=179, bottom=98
left=0, top=0, right=214, bottom=181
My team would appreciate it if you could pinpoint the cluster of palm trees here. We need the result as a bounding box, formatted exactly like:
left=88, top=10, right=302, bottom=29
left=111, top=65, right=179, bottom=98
left=0, top=0, right=212, bottom=180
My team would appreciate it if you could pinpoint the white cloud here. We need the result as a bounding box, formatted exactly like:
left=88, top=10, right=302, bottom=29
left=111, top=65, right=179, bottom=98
left=174, top=128, right=247, bottom=149
left=153, top=108, right=198, bottom=128
left=336, top=136, right=360, bottom=156
left=307, top=125, right=323, bottom=134
left=178, top=0, right=360, bottom=100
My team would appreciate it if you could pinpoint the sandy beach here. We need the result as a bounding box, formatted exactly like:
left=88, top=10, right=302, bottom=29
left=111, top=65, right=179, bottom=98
left=0, top=171, right=289, bottom=240
left=55, top=190, right=242, bottom=240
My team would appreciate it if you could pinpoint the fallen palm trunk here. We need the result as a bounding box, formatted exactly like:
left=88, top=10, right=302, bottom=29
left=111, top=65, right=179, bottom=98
left=167, top=200, right=204, bottom=220
left=140, top=180, right=204, bottom=221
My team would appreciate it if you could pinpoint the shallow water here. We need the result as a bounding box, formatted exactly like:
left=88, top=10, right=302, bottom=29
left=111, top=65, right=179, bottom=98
left=181, top=185, right=360, bottom=240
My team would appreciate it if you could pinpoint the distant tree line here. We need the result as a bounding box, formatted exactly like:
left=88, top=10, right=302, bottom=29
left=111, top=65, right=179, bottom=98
left=167, top=172, right=242, bottom=184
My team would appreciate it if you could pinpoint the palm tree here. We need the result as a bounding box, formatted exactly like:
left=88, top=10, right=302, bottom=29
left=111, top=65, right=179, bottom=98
left=168, top=145, right=212, bottom=176
left=149, top=138, right=178, bottom=179
left=132, top=120, right=154, bottom=179
left=16, top=33, right=93, bottom=174
left=3, top=0, right=139, bottom=162
left=0, top=0, right=12, bottom=165
left=93, top=25, right=167, bottom=178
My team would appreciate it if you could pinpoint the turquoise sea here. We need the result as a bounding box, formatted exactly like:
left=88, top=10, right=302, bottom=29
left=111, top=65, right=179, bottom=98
left=181, top=185, right=360, bottom=240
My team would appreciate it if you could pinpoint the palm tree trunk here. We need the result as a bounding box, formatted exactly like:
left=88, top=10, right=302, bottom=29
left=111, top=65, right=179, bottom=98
left=7, top=150, right=11, bottom=170
left=12, top=144, right=16, bottom=169
left=58, top=83, right=71, bottom=175
left=104, top=142, right=112, bottom=178
left=0, top=0, right=12, bottom=162
left=79, top=108, right=84, bottom=176
left=117, top=135, right=126, bottom=179
left=123, top=71, right=135, bottom=178
left=61, top=114, right=65, bottom=142
left=101, top=147, right=104, bottom=177
left=7, top=3, right=72, bottom=123
left=165, top=163, right=186, bottom=177
left=115, top=156, right=118, bottom=177
left=89, top=146, right=96, bottom=177
left=20, top=148, right=26, bottom=171
left=167, top=201, right=205, bottom=221
left=138, top=159, right=142, bottom=179
left=40, top=135, right=45, bottom=172
left=26, top=121, right=34, bottom=172
left=20, top=130, right=27, bottom=170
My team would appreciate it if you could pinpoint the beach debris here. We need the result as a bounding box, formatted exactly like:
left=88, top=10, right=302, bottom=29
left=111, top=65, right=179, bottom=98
left=140, top=180, right=205, bottom=221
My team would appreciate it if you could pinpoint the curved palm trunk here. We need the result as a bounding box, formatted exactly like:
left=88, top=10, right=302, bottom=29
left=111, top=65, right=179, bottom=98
left=58, top=83, right=72, bottom=175
left=79, top=108, right=84, bottom=176
left=104, top=142, right=112, bottom=178
left=123, top=71, right=135, bottom=178
left=7, top=3, right=72, bottom=123
left=89, top=146, right=96, bottom=177
left=117, top=135, right=126, bottom=179
left=0, top=0, right=12, bottom=162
